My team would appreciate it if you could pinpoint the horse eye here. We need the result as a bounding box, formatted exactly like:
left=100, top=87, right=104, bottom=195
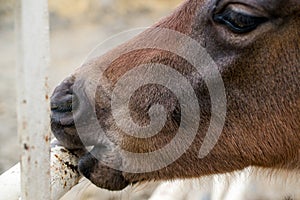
left=213, top=8, right=268, bottom=34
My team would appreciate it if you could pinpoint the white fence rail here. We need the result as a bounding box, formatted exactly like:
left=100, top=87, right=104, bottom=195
left=0, top=143, right=82, bottom=200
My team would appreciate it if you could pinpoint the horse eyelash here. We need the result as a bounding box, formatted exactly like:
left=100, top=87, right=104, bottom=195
left=213, top=8, right=269, bottom=33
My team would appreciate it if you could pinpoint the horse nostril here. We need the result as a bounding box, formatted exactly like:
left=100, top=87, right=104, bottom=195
left=50, top=103, right=59, bottom=110
left=50, top=76, right=80, bottom=112
left=50, top=94, right=76, bottom=113
left=50, top=76, right=82, bottom=127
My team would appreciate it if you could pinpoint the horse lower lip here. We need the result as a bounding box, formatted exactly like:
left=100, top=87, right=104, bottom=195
left=50, top=122, right=84, bottom=149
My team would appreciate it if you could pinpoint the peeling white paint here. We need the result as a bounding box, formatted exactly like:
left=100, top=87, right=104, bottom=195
left=0, top=142, right=82, bottom=200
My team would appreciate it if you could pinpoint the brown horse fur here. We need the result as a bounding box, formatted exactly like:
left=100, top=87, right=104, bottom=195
left=50, top=0, right=300, bottom=191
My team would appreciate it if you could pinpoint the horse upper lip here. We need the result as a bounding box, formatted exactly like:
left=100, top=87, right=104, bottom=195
left=50, top=102, right=59, bottom=110
left=51, top=111, right=75, bottom=126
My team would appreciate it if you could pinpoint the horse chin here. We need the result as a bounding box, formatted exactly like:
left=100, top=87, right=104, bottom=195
left=78, top=144, right=129, bottom=191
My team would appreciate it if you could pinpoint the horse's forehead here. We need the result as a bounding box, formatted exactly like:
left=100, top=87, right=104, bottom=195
left=257, top=0, right=300, bottom=14
left=200, top=0, right=300, bottom=14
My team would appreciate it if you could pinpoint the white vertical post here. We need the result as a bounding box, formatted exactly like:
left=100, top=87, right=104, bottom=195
left=15, top=0, right=51, bottom=199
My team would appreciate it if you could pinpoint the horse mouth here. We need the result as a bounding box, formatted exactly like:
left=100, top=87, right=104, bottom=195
left=50, top=79, right=129, bottom=190
left=50, top=76, right=102, bottom=149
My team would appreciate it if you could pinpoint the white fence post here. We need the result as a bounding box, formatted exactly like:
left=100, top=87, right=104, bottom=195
left=15, top=0, right=51, bottom=199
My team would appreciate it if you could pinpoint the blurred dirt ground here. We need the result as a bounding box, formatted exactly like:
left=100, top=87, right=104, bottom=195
left=0, top=0, right=181, bottom=172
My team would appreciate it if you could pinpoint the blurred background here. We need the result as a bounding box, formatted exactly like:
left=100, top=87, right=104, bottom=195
left=0, top=0, right=181, bottom=173
left=1, top=1, right=299, bottom=200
